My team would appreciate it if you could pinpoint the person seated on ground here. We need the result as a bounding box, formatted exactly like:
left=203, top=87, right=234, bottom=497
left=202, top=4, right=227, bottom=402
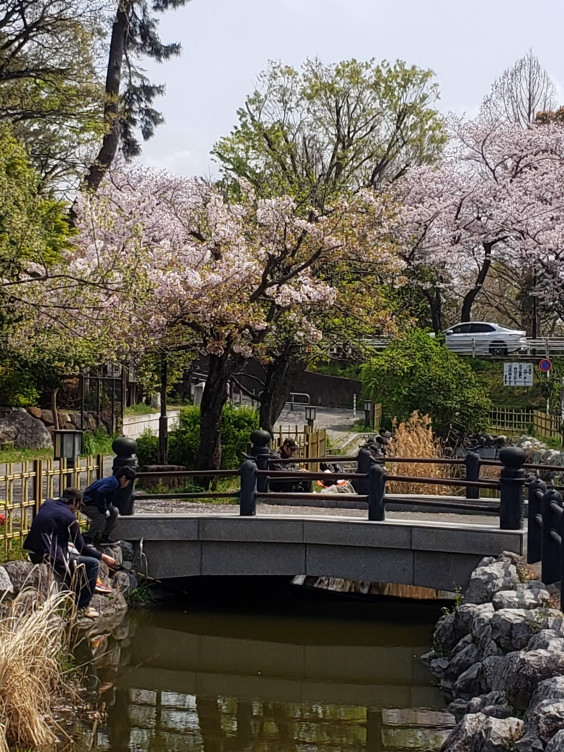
left=317, top=461, right=354, bottom=493
left=83, top=467, right=137, bottom=547
left=269, top=438, right=313, bottom=493
left=375, top=428, right=392, bottom=456
left=23, top=488, right=117, bottom=619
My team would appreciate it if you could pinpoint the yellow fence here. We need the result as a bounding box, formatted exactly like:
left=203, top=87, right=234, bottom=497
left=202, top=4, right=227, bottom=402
left=271, top=427, right=328, bottom=470
left=0, top=454, right=105, bottom=558
left=488, top=408, right=562, bottom=443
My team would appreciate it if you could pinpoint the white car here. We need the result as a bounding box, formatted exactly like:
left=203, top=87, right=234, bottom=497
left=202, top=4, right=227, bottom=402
left=443, top=322, right=527, bottom=356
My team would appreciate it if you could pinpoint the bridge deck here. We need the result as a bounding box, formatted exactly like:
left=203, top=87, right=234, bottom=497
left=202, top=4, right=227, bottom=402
left=116, top=509, right=525, bottom=591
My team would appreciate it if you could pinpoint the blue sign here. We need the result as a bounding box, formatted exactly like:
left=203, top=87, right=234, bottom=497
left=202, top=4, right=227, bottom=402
left=539, top=358, right=552, bottom=373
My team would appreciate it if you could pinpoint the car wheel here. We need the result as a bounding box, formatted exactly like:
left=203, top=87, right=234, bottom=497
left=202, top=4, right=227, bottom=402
left=489, top=341, right=508, bottom=356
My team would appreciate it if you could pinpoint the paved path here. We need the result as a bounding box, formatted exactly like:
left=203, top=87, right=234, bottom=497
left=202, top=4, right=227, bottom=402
left=275, top=405, right=368, bottom=454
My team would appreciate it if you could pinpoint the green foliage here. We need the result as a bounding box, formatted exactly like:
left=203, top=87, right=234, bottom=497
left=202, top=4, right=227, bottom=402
left=214, top=58, right=446, bottom=209
left=127, top=579, right=155, bottom=606
left=80, top=431, right=116, bottom=456
left=124, top=403, right=159, bottom=416
left=361, top=329, right=491, bottom=438
left=135, top=405, right=259, bottom=470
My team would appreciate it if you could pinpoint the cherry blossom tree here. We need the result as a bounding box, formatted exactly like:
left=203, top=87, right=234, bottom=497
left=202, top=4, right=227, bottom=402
left=395, top=117, right=564, bottom=332
left=66, top=166, right=403, bottom=469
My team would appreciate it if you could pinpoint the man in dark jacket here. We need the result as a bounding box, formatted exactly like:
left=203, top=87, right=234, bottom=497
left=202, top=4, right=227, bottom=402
left=269, top=438, right=313, bottom=493
left=83, top=467, right=136, bottom=546
left=24, top=488, right=117, bottom=618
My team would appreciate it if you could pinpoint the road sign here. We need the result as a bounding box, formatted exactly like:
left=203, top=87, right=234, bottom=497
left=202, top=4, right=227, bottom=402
left=504, top=363, right=533, bottom=387
left=539, top=358, right=552, bottom=373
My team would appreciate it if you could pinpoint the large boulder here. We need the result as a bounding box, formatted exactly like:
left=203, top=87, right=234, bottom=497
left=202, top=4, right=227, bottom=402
left=546, top=730, right=564, bottom=751
left=0, top=408, right=52, bottom=448
left=515, top=677, right=564, bottom=751
left=0, top=565, right=14, bottom=596
left=490, top=609, right=540, bottom=653
left=441, top=712, right=524, bottom=751
left=3, top=560, right=54, bottom=597
left=464, top=559, right=519, bottom=605
left=505, top=650, right=564, bottom=711
left=493, top=582, right=550, bottom=611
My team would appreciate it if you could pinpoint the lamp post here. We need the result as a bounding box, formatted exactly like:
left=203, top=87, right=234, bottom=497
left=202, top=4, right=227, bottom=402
left=363, top=400, right=373, bottom=429
left=53, top=429, right=83, bottom=487
left=305, top=405, right=317, bottom=429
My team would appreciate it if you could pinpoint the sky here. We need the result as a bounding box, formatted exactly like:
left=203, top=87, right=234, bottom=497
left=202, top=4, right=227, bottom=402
left=138, top=0, right=564, bottom=179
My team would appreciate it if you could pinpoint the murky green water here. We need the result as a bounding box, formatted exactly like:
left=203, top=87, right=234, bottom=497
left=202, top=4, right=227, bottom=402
left=76, top=579, right=454, bottom=751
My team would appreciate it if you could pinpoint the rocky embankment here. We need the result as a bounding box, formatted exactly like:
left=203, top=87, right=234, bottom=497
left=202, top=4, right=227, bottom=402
left=424, top=553, right=564, bottom=751
left=0, top=541, right=138, bottom=625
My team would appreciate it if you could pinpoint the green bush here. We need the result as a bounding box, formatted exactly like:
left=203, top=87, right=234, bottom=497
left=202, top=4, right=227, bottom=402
left=361, top=328, right=491, bottom=438
left=134, top=405, right=259, bottom=470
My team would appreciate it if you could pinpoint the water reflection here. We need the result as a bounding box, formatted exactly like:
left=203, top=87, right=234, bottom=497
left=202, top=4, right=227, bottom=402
left=80, top=587, right=455, bottom=751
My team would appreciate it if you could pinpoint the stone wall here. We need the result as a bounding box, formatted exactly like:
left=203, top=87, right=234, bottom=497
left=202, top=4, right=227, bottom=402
left=425, top=553, right=564, bottom=751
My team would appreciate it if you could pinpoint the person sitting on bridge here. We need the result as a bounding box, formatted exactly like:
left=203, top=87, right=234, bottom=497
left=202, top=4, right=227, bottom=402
left=269, top=438, right=313, bottom=493
left=375, top=428, right=392, bottom=457
left=24, top=488, right=117, bottom=619
left=83, top=467, right=136, bottom=547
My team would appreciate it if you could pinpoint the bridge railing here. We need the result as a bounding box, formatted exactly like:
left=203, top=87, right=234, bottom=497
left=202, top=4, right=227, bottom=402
left=527, top=480, right=564, bottom=603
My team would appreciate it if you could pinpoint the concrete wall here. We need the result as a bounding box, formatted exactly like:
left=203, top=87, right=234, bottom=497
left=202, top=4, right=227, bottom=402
left=122, top=410, right=180, bottom=440
left=115, top=514, right=525, bottom=591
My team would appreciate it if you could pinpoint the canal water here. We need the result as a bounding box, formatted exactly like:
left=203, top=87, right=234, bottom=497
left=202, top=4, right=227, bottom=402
left=75, top=579, right=454, bottom=751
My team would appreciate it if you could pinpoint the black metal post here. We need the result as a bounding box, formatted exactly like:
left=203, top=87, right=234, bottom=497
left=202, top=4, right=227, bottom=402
left=240, top=458, right=257, bottom=516
left=249, top=429, right=271, bottom=493
left=541, top=488, right=562, bottom=585
left=368, top=462, right=386, bottom=521
left=354, top=447, right=374, bottom=495
left=527, top=478, right=546, bottom=564
left=464, top=451, right=481, bottom=500
left=158, top=353, right=168, bottom=465
left=112, top=436, right=138, bottom=515
left=499, top=446, right=526, bottom=530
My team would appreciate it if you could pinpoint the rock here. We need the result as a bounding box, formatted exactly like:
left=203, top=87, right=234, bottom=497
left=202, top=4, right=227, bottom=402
left=465, top=560, right=519, bottom=605
left=546, top=730, right=564, bottom=751
left=441, top=713, right=524, bottom=751
left=490, top=609, right=538, bottom=653
left=99, top=544, right=123, bottom=567
left=118, top=540, right=134, bottom=562
left=505, top=651, right=564, bottom=711
left=111, top=570, right=131, bottom=597
left=434, top=604, right=493, bottom=656
left=3, top=560, right=54, bottom=597
left=516, top=695, right=564, bottom=750
left=0, top=565, right=14, bottom=595
left=89, top=589, right=128, bottom=617
left=528, top=630, right=564, bottom=653
left=443, top=643, right=480, bottom=689
left=493, top=586, right=550, bottom=610
left=40, top=409, right=55, bottom=426
left=452, top=662, right=488, bottom=700
left=0, top=408, right=52, bottom=449
left=27, top=406, right=42, bottom=419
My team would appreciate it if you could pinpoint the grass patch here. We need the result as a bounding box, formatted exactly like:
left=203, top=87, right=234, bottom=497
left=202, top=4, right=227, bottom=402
left=80, top=430, right=116, bottom=456
left=124, top=404, right=159, bottom=416
left=0, top=448, right=52, bottom=464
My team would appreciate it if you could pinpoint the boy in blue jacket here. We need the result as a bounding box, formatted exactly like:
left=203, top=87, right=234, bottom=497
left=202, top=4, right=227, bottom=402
left=83, top=467, right=136, bottom=547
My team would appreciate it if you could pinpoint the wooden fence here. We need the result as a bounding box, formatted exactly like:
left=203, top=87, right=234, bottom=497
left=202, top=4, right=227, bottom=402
left=488, top=408, right=562, bottom=442
left=0, top=454, right=105, bottom=557
left=271, top=427, right=327, bottom=470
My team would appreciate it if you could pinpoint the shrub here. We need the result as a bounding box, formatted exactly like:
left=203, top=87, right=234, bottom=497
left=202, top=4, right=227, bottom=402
left=361, top=328, right=491, bottom=439
left=134, top=405, right=259, bottom=470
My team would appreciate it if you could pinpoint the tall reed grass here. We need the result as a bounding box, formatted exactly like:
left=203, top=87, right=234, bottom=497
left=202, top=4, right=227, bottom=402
left=0, top=586, right=75, bottom=749
left=388, top=411, right=462, bottom=496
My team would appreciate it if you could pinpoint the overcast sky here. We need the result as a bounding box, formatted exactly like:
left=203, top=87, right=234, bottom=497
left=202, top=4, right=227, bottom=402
left=138, top=0, right=564, bottom=178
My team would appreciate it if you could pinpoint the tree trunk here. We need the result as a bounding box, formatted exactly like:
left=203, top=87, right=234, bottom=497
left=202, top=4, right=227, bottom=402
left=81, top=1, right=131, bottom=195
left=423, top=288, right=443, bottom=333
left=460, top=242, right=492, bottom=322
left=51, top=387, right=59, bottom=430
left=196, top=351, right=233, bottom=472
left=259, top=355, right=305, bottom=435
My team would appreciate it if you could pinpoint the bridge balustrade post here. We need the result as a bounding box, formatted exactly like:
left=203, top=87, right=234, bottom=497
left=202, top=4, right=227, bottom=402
left=112, top=437, right=138, bottom=516
left=527, top=478, right=547, bottom=564
left=499, top=446, right=526, bottom=530
left=541, top=489, right=562, bottom=585
left=355, top=447, right=376, bottom=495
left=239, top=459, right=257, bottom=516
left=249, top=429, right=272, bottom=492
left=368, top=462, right=386, bottom=521
left=464, top=451, right=481, bottom=500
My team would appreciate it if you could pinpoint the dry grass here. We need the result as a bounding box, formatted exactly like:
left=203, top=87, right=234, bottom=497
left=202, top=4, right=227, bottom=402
left=388, top=412, right=461, bottom=496
left=0, top=586, right=75, bottom=749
